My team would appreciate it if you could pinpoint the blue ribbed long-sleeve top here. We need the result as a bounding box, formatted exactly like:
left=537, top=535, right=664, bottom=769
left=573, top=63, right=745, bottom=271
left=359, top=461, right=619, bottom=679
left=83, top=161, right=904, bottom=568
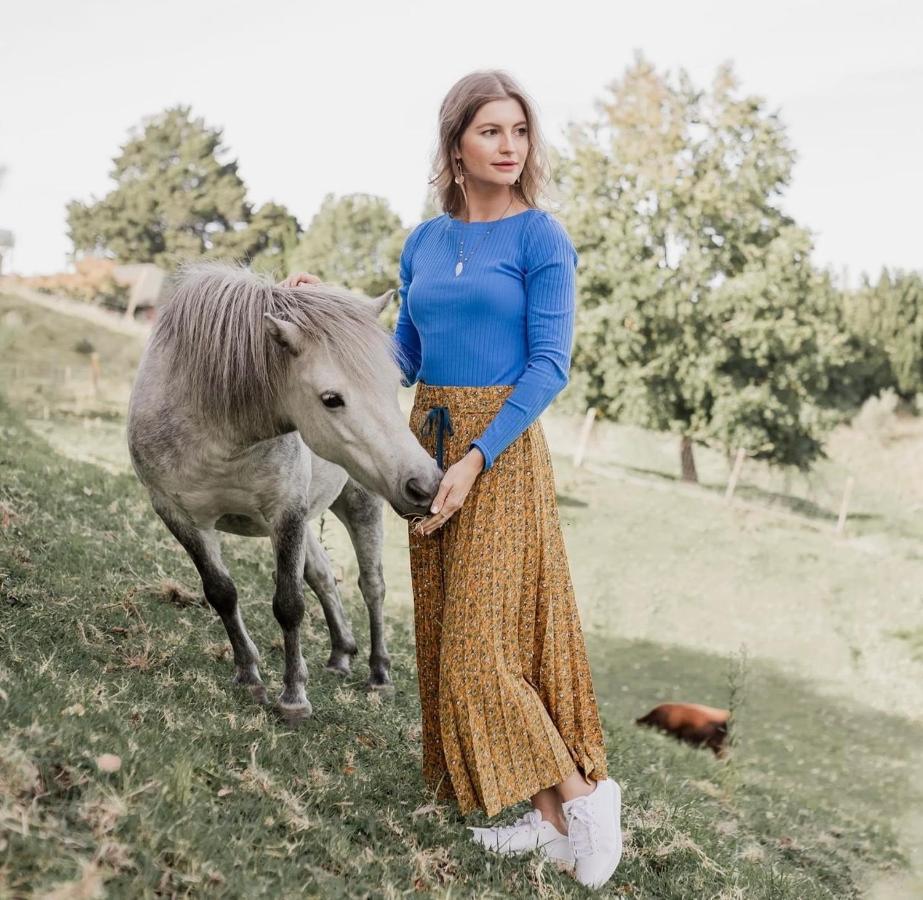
left=394, top=207, right=578, bottom=471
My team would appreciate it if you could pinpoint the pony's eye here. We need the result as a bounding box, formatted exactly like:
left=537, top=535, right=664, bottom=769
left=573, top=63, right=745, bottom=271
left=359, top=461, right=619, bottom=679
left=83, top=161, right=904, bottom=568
left=321, top=392, right=345, bottom=409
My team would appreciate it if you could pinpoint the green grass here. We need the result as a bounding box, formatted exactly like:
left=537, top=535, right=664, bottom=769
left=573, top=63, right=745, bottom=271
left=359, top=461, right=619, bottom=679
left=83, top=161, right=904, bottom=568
left=2, top=291, right=923, bottom=897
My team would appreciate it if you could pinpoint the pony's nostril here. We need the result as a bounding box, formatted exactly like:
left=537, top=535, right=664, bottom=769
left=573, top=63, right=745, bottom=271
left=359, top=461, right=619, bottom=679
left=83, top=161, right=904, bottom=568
left=404, top=476, right=431, bottom=505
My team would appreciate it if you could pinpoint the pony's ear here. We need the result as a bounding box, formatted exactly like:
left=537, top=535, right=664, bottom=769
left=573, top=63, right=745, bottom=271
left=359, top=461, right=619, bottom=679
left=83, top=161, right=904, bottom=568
left=371, top=288, right=396, bottom=317
left=264, top=314, right=303, bottom=356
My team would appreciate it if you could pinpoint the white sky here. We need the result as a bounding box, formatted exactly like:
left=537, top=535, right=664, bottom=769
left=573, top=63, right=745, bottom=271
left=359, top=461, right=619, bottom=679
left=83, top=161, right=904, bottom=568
left=1, top=0, right=920, bottom=285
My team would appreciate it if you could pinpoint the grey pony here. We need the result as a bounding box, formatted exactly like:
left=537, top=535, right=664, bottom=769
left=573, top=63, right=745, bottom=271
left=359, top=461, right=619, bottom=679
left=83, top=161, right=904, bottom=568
left=127, top=260, right=440, bottom=720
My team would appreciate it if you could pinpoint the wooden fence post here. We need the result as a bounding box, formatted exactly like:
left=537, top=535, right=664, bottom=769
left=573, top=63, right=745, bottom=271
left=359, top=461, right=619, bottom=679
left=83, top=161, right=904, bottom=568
left=89, top=352, right=101, bottom=396
left=573, top=408, right=597, bottom=469
left=835, top=476, right=855, bottom=537
left=725, top=448, right=747, bottom=502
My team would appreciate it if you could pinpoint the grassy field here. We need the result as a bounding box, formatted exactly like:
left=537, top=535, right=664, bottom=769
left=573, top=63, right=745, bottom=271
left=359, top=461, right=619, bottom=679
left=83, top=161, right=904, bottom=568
left=2, top=289, right=922, bottom=898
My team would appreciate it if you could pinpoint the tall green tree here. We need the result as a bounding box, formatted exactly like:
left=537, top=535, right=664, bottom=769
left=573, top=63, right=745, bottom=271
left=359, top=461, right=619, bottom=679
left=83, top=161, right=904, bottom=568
left=840, top=268, right=923, bottom=402
left=698, top=227, right=860, bottom=465
left=557, top=55, right=859, bottom=479
left=289, top=192, right=405, bottom=326
left=244, top=201, right=302, bottom=277
left=66, top=105, right=299, bottom=272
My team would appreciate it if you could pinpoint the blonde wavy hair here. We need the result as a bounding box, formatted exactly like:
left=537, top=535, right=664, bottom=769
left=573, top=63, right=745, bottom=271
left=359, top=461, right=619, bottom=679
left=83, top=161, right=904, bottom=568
left=429, top=70, right=554, bottom=218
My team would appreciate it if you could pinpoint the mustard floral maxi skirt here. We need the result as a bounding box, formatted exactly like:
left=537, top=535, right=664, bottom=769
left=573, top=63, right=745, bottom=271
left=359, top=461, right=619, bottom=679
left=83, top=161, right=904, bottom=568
left=408, top=382, right=609, bottom=818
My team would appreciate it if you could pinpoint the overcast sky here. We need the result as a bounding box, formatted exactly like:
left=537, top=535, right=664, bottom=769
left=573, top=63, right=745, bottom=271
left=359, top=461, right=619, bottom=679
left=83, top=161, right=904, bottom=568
left=2, top=0, right=920, bottom=284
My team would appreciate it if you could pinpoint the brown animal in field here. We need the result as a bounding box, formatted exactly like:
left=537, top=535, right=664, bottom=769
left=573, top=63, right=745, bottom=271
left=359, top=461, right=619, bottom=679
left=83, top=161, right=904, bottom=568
left=635, top=703, right=730, bottom=756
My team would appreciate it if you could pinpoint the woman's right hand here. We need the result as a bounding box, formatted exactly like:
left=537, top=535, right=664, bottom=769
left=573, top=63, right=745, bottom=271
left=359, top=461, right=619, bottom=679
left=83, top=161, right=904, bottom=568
left=278, top=272, right=321, bottom=288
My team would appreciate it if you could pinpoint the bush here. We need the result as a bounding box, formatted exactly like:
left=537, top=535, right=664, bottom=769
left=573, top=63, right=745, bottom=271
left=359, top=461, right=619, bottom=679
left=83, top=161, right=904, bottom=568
left=853, top=389, right=900, bottom=440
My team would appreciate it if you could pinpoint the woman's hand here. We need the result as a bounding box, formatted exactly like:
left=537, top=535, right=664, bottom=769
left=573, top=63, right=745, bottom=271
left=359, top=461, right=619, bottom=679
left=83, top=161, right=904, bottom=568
left=414, top=448, right=485, bottom=536
left=278, top=271, right=321, bottom=288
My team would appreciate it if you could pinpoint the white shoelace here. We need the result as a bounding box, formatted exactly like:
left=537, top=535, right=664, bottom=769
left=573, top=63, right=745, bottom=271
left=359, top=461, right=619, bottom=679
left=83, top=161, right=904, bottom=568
left=479, top=808, right=543, bottom=852
left=565, top=797, right=599, bottom=857
left=505, top=808, right=542, bottom=835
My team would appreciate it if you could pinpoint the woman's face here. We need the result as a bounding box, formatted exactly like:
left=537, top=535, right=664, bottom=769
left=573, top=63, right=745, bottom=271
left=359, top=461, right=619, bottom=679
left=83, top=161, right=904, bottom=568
left=456, top=98, right=529, bottom=189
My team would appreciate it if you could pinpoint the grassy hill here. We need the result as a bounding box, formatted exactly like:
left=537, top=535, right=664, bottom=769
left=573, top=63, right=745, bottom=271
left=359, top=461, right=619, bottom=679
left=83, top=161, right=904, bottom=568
left=1, top=290, right=922, bottom=897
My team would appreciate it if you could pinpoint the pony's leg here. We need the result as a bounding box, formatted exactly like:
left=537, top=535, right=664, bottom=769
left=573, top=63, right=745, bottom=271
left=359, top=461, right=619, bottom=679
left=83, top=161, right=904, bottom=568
left=303, top=526, right=359, bottom=676
left=330, top=478, right=392, bottom=690
left=151, top=499, right=265, bottom=701
left=270, top=506, right=311, bottom=719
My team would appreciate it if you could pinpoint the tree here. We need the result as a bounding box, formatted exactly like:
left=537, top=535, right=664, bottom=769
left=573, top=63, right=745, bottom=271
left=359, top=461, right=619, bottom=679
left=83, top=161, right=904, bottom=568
left=697, top=227, right=861, bottom=466
left=840, top=268, right=923, bottom=402
left=557, top=55, right=859, bottom=479
left=244, top=201, right=302, bottom=277
left=66, top=105, right=300, bottom=272
left=289, top=192, right=406, bottom=326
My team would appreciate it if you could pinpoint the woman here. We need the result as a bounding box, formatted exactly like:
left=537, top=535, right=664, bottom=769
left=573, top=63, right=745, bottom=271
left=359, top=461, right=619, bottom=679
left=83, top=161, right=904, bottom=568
left=283, top=69, right=621, bottom=890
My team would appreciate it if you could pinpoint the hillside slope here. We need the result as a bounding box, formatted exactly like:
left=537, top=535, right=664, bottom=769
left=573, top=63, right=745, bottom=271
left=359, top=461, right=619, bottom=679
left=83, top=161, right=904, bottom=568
left=1, top=291, right=921, bottom=897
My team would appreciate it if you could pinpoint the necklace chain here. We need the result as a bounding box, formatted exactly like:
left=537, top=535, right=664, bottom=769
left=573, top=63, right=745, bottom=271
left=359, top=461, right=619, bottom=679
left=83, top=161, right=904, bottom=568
left=454, top=196, right=516, bottom=277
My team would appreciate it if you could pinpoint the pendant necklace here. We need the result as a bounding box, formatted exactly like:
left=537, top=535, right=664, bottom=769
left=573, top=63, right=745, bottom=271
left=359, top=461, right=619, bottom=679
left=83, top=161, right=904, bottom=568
left=454, top=196, right=516, bottom=277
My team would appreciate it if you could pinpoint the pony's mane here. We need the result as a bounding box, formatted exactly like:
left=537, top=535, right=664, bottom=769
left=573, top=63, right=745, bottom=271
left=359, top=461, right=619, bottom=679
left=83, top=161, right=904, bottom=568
left=150, top=260, right=403, bottom=436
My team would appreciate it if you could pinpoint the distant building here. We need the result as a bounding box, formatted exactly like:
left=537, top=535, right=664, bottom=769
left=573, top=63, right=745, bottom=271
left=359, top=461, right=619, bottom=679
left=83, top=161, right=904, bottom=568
left=0, top=229, right=14, bottom=275
left=112, top=263, right=171, bottom=318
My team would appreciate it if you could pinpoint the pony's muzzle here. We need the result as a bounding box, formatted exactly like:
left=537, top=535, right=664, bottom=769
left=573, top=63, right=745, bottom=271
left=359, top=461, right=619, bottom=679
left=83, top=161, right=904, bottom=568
left=401, top=473, right=440, bottom=514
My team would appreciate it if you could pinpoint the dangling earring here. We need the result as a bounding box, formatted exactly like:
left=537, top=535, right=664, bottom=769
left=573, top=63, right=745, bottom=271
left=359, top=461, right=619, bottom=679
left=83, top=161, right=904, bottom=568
left=454, top=158, right=465, bottom=185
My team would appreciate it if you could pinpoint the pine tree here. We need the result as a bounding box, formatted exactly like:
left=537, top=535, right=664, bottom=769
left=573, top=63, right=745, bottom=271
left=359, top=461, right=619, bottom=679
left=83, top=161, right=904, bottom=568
left=66, top=105, right=299, bottom=273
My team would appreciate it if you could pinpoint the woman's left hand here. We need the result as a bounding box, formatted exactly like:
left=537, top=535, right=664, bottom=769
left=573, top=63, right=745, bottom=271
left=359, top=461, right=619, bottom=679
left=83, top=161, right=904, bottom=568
left=414, top=449, right=485, bottom=536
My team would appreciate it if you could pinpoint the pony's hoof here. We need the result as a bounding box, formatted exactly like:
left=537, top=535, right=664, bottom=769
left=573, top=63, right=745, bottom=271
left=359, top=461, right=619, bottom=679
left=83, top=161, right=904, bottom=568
left=366, top=675, right=394, bottom=696
left=324, top=653, right=352, bottom=676
left=276, top=701, right=313, bottom=725
left=247, top=683, right=270, bottom=706
left=232, top=672, right=269, bottom=706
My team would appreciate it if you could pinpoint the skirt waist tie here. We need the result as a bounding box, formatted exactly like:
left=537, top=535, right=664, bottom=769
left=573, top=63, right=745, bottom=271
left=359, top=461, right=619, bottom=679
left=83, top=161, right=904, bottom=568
left=420, top=405, right=455, bottom=471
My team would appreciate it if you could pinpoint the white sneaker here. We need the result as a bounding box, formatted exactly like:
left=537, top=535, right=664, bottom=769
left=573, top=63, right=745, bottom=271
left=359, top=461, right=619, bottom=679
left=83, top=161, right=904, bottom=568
left=468, top=808, right=575, bottom=870
left=562, top=779, right=622, bottom=889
